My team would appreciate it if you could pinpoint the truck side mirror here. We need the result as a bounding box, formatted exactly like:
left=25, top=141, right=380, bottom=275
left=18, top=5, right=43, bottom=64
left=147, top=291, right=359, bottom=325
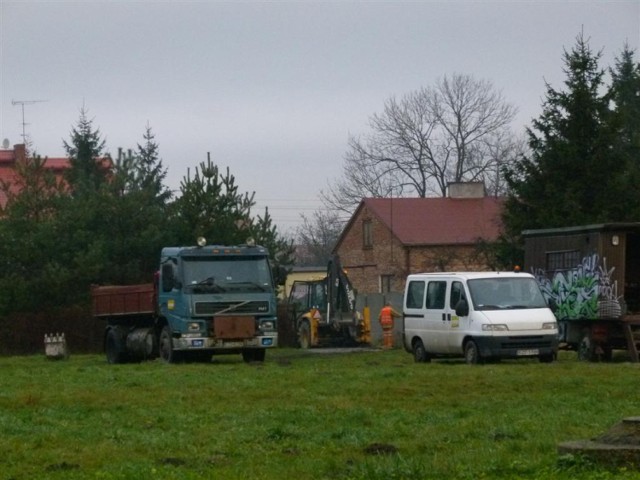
left=161, top=264, right=175, bottom=292
left=547, top=298, right=558, bottom=313
left=455, top=299, right=469, bottom=317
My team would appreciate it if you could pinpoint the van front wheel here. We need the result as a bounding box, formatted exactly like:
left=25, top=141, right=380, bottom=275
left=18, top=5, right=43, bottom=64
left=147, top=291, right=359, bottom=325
left=412, top=339, right=430, bottom=363
left=464, top=340, right=483, bottom=365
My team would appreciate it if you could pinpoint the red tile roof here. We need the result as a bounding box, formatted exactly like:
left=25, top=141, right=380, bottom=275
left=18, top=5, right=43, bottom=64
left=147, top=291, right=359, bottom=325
left=0, top=145, right=73, bottom=208
left=0, top=145, right=114, bottom=208
left=355, top=197, right=505, bottom=246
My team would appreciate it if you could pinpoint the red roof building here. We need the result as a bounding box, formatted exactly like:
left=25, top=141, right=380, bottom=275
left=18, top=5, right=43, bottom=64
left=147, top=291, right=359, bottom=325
left=333, top=182, right=505, bottom=294
left=0, top=143, right=112, bottom=209
left=0, top=144, right=70, bottom=208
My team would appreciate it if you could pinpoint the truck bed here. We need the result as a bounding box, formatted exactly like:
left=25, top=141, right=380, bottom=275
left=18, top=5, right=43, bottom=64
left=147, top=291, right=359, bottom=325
left=92, top=284, right=155, bottom=317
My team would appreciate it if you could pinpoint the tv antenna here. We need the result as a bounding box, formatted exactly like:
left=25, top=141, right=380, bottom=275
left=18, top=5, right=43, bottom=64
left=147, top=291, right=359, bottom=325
left=12, top=99, right=48, bottom=142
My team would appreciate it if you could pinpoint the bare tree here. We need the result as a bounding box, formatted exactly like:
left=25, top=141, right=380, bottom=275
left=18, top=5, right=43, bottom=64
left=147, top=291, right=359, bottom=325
left=322, top=73, right=518, bottom=213
left=482, top=130, right=527, bottom=196
left=295, top=209, right=345, bottom=266
left=320, top=145, right=405, bottom=215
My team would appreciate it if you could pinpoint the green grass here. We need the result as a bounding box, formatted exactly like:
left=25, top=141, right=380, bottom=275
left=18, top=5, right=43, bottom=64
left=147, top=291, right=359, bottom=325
left=1, top=349, right=640, bottom=479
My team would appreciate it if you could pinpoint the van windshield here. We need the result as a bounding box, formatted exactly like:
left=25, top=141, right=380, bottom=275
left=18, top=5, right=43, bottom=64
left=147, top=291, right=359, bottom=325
left=467, top=277, right=548, bottom=311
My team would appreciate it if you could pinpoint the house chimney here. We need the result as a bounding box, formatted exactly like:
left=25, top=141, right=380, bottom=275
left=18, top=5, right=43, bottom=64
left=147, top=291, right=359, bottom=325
left=14, top=144, right=26, bottom=164
left=447, top=181, right=485, bottom=199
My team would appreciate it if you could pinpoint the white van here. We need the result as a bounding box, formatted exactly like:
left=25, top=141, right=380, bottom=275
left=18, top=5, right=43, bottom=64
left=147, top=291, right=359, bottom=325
left=402, top=272, right=558, bottom=364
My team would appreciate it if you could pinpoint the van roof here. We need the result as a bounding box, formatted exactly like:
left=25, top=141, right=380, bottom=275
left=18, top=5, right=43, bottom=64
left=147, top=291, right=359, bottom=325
left=407, top=271, right=534, bottom=280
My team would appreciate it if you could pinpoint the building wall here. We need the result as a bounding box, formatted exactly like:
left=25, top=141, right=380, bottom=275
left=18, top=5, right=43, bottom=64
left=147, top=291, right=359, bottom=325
left=406, top=245, right=490, bottom=274
left=336, top=203, right=407, bottom=294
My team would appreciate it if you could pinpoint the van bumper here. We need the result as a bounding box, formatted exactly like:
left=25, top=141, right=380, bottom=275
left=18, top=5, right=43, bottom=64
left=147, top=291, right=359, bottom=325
left=475, top=334, right=558, bottom=359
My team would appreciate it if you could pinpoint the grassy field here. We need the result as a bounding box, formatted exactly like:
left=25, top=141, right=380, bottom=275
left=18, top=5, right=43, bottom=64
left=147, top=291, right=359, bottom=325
left=1, top=348, right=640, bottom=480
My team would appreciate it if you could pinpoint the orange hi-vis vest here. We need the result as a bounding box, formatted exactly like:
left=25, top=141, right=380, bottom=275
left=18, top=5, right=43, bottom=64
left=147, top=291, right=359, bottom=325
left=380, top=306, right=394, bottom=327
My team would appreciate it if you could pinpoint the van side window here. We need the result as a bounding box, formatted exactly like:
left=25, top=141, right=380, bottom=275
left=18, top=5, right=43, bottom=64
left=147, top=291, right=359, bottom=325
left=406, top=281, right=425, bottom=309
left=449, top=281, right=466, bottom=309
left=426, top=281, right=446, bottom=309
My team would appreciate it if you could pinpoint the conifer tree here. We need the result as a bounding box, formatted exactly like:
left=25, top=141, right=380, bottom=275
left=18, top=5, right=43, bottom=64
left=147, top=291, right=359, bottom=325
left=171, top=155, right=255, bottom=246
left=503, top=32, right=615, bottom=237
left=63, top=106, right=109, bottom=193
left=607, top=44, right=640, bottom=220
left=251, top=207, right=295, bottom=284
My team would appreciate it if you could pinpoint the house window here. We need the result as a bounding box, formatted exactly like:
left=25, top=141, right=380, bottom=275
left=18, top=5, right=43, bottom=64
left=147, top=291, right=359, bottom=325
left=362, top=220, right=373, bottom=248
left=380, top=275, right=393, bottom=293
left=546, top=250, right=580, bottom=272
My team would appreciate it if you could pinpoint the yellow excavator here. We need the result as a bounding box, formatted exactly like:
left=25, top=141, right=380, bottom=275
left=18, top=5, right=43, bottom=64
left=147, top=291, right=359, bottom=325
left=286, top=255, right=371, bottom=348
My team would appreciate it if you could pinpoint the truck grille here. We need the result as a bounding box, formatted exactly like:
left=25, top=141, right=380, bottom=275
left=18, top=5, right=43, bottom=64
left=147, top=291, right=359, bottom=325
left=195, top=301, right=270, bottom=316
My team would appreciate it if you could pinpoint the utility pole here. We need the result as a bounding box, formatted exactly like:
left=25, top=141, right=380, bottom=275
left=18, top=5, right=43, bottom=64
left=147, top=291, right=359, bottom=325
left=11, top=99, right=48, bottom=143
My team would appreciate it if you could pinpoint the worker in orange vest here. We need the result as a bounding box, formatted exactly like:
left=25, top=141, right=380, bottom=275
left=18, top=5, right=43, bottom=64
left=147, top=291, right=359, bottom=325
left=379, top=302, right=401, bottom=349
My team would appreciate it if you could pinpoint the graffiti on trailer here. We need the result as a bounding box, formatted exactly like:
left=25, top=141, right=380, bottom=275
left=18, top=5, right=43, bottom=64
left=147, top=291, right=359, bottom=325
left=533, top=253, right=622, bottom=320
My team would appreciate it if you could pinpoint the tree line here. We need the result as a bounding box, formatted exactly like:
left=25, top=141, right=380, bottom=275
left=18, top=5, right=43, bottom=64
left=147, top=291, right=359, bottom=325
left=0, top=112, right=294, bottom=316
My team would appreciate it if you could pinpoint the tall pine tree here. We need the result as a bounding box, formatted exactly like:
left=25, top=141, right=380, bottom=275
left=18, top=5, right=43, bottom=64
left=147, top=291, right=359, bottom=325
left=607, top=44, right=640, bottom=220
left=171, top=154, right=255, bottom=246
left=63, top=106, right=109, bottom=193
left=503, top=32, right=616, bottom=238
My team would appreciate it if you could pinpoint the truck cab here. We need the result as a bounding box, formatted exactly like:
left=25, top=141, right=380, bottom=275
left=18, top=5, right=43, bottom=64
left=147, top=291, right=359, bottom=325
left=157, top=240, right=278, bottom=362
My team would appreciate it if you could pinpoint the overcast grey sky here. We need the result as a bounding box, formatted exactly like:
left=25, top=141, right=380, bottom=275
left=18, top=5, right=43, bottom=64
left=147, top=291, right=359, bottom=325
left=1, top=1, right=638, bottom=234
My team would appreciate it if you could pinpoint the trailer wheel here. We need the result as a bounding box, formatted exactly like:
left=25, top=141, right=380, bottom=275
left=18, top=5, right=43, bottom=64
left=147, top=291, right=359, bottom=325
left=159, top=326, right=179, bottom=363
left=578, top=334, right=596, bottom=362
left=539, top=353, right=555, bottom=363
left=412, top=339, right=430, bottom=363
left=106, top=328, right=127, bottom=364
left=464, top=339, right=483, bottom=365
left=298, top=321, right=311, bottom=349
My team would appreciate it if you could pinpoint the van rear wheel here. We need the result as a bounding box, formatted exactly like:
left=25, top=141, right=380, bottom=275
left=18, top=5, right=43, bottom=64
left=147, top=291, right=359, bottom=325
left=412, top=339, right=430, bottom=363
left=464, top=340, right=483, bottom=365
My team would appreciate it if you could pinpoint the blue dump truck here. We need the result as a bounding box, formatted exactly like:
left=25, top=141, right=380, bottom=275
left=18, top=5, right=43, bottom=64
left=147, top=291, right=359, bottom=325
left=92, top=238, right=278, bottom=363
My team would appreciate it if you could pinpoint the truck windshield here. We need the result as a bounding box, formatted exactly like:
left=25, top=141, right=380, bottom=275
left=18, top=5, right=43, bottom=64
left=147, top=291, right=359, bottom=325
left=182, top=256, right=273, bottom=292
left=467, top=277, right=548, bottom=311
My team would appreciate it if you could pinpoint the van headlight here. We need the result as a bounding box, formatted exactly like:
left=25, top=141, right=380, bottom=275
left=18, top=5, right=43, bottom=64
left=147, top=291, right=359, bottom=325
left=542, top=322, right=558, bottom=330
left=482, top=324, right=509, bottom=331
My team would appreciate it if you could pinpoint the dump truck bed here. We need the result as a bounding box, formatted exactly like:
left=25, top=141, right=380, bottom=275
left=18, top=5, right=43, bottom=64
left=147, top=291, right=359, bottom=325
left=92, top=284, right=155, bottom=317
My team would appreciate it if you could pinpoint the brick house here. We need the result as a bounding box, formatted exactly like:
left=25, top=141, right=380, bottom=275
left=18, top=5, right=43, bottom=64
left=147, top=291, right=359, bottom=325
left=333, top=183, right=505, bottom=294
left=0, top=143, right=112, bottom=209
left=0, top=144, right=72, bottom=208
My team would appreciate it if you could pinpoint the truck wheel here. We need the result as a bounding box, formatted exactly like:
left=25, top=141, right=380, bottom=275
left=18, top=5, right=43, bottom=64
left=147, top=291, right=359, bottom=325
left=159, top=326, right=179, bottom=363
left=464, top=339, right=483, bottom=365
left=298, top=321, right=311, bottom=349
left=412, top=339, right=430, bottom=363
left=106, top=328, right=127, bottom=364
left=242, top=349, right=266, bottom=363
